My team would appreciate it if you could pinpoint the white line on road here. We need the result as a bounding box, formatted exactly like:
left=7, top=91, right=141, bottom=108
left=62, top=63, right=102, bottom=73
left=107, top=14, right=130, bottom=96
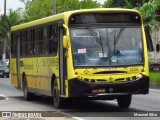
left=0, top=94, right=8, bottom=100
left=150, top=88, right=160, bottom=91
left=73, top=117, right=85, bottom=120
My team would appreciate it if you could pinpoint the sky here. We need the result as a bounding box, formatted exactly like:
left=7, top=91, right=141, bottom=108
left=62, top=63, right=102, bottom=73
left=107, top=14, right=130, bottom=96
left=0, top=0, right=25, bottom=14
left=0, top=0, right=106, bottom=15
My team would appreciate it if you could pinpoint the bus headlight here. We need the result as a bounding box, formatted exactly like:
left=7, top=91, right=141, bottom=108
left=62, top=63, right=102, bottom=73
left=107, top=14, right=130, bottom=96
left=77, top=76, right=82, bottom=80
left=137, top=74, right=143, bottom=79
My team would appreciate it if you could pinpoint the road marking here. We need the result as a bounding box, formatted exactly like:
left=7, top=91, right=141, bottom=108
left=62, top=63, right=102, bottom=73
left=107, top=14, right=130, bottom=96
left=150, top=88, right=160, bottom=91
left=0, top=94, right=8, bottom=100
left=73, top=117, right=85, bottom=120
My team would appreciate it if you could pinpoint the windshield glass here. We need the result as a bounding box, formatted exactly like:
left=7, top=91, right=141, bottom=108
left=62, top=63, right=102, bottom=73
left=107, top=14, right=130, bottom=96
left=70, top=26, right=143, bottom=67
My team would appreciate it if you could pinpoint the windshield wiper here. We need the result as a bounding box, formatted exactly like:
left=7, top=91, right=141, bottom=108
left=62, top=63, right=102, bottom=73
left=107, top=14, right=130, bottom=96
left=86, top=26, right=105, bottom=57
left=113, top=25, right=126, bottom=53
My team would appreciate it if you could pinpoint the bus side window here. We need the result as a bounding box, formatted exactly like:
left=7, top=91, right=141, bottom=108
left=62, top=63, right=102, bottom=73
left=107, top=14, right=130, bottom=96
left=20, top=32, right=22, bottom=56
left=29, top=29, right=35, bottom=56
left=35, top=27, right=43, bottom=55
left=49, top=24, right=58, bottom=55
left=11, top=33, right=17, bottom=57
left=27, top=29, right=32, bottom=56
left=42, top=26, right=49, bottom=55
left=21, top=31, right=27, bottom=57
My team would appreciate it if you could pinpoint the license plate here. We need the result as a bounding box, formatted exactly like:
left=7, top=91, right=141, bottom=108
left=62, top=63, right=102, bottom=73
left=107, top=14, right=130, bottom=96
left=92, top=88, right=106, bottom=94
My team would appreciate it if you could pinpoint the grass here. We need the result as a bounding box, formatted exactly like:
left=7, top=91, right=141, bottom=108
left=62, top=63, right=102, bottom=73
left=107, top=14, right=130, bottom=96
left=149, top=72, right=160, bottom=84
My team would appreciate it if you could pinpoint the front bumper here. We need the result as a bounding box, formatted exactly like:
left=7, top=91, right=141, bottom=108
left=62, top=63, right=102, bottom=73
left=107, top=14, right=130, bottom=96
left=68, top=76, right=149, bottom=98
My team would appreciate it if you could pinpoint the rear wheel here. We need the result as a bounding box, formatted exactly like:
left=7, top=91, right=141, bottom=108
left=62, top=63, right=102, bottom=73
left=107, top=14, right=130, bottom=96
left=117, top=95, right=132, bottom=108
left=53, top=80, right=65, bottom=108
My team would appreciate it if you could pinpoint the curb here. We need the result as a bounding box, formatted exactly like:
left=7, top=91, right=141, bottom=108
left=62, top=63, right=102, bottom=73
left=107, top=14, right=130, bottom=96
left=149, top=83, right=160, bottom=89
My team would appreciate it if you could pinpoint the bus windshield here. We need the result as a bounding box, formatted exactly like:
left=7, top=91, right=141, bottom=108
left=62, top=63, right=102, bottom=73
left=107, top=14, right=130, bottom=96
left=70, top=26, right=143, bottom=67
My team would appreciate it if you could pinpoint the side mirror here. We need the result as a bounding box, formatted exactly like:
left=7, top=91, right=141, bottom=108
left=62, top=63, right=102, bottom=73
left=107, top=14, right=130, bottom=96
left=145, top=28, right=154, bottom=52
left=63, top=24, right=70, bottom=48
left=156, top=43, right=160, bottom=52
left=63, top=35, right=69, bottom=48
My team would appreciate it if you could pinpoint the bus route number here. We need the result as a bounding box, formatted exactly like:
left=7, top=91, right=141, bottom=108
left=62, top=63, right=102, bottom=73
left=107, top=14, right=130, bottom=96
left=130, top=67, right=138, bottom=72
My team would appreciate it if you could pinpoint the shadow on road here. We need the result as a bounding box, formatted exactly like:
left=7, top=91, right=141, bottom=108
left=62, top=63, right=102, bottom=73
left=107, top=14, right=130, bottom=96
left=10, top=95, right=144, bottom=112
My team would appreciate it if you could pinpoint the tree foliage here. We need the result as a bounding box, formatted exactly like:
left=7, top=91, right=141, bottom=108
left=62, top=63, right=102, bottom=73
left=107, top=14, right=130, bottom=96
left=103, top=0, right=126, bottom=8
left=19, top=0, right=101, bottom=20
left=103, top=0, right=160, bottom=30
left=56, top=0, right=80, bottom=13
left=0, top=9, right=24, bottom=39
left=19, top=0, right=53, bottom=20
left=80, top=0, right=100, bottom=9
left=139, top=0, right=160, bottom=29
left=0, top=9, right=25, bottom=57
left=103, top=0, right=150, bottom=8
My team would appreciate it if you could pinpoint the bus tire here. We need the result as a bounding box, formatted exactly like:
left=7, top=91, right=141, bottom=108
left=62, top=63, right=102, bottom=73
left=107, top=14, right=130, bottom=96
left=117, top=95, right=132, bottom=108
left=23, top=75, right=33, bottom=101
left=53, top=80, right=64, bottom=108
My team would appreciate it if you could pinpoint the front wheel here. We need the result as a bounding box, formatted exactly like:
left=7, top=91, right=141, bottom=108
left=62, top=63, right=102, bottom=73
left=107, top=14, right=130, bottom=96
left=117, top=95, right=132, bottom=108
left=53, top=80, right=65, bottom=108
left=23, top=75, right=34, bottom=101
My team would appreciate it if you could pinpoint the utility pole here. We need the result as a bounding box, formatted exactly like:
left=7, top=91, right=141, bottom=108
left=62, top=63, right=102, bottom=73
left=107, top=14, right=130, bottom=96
left=4, top=0, right=6, bottom=15
left=2, top=0, right=6, bottom=62
left=52, top=0, right=56, bottom=15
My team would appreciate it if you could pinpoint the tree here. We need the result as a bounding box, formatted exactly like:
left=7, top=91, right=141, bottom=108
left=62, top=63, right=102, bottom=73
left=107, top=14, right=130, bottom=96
left=103, top=0, right=150, bottom=8
left=0, top=9, right=25, bottom=59
left=19, top=0, right=53, bottom=20
left=139, top=0, right=160, bottom=29
left=20, top=0, right=101, bottom=20
left=102, top=0, right=160, bottom=30
left=56, top=0, right=80, bottom=13
left=103, top=0, right=126, bottom=8
left=80, top=0, right=100, bottom=9
left=0, top=8, right=25, bottom=40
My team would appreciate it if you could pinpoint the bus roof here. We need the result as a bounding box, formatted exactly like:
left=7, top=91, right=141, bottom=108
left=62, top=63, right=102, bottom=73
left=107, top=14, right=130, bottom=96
left=11, top=8, right=140, bottom=31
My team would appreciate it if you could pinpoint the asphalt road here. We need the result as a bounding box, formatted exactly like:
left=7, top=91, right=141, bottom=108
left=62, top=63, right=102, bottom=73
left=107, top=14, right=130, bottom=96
left=0, top=78, right=160, bottom=120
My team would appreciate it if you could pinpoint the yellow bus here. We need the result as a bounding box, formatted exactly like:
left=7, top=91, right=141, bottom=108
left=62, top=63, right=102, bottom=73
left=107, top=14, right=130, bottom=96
left=10, top=8, right=153, bottom=108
